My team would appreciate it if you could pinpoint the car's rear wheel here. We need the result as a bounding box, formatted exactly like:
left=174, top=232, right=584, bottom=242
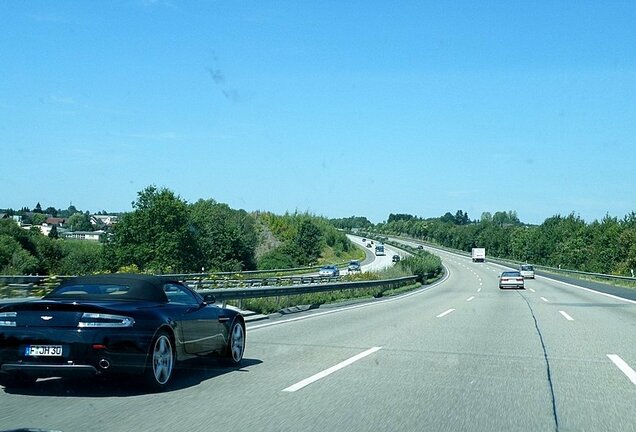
left=224, top=320, right=245, bottom=366
left=144, top=331, right=175, bottom=390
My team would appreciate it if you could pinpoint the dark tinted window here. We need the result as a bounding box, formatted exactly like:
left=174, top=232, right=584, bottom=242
left=46, top=283, right=147, bottom=301
left=502, top=271, right=521, bottom=277
left=163, top=283, right=200, bottom=306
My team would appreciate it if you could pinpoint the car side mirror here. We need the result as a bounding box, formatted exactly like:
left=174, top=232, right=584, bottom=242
left=203, top=293, right=216, bottom=304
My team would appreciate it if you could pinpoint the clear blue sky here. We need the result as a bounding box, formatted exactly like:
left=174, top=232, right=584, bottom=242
left=1, top=1, right=635, bottom=224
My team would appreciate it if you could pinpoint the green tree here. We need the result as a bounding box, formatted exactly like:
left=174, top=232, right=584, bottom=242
left=67, top=213, right=93, bottom=231
left=48, top=225, right=59, bottom=239
left=44, top=207, right=58, bottom=217
left=104, top=186, right=196, bottom=273
left=190, top=199, right=258, bottom=271
left=57, top=240, right=103, bottom=275
left=31, top=213, right=47, bottom=225
left=292, top=219, right=323, bottom=264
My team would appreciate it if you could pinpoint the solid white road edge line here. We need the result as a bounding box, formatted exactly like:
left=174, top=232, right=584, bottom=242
left=536, top=275, right=636, bottom=305
left=607, top=354, right=636, bottom=386
left=436, top=308, right=455, bottom=318
left=282, top=346, right=382, bottom=392
left=541, top=297, right=549, bottom=303
left=466, top=296, right=475, bottom=302
left=559, top=310, right=574, bottom=321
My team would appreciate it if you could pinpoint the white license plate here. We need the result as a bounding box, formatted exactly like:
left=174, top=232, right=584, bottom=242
left=25, top=345, right=63, bottom=357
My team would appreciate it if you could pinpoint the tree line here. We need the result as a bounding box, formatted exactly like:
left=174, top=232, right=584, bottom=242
left=368, top=210, right=636, bottom=276
left=1, top=186, right=355, bottom=275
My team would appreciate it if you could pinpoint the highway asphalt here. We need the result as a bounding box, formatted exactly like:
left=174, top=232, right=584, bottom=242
left=1, top=244, right=635, bottom=431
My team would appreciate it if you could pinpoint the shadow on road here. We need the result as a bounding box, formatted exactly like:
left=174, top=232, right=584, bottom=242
left=2, top=357, right=262, bottom=397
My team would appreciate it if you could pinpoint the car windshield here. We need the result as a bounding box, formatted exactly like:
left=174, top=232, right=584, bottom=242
left=2, top=2, right=635, bottom=431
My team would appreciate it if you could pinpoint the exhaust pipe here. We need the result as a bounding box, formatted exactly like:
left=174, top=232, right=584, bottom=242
left=98, top=359, right=110, bottom=370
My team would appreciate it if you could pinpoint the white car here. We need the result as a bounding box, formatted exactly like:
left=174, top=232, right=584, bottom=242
left=520, top=264, right=535, bottom=279
left=499, top=271, right=525, bottom=289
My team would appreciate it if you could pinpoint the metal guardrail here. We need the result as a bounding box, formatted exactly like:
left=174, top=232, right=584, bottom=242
left=199, top=276, right=419, bottom=302
left=0, top=276, right=420, bottom=308
left=0, top=260, right=356, bottom=297
left=161, top=261, right=351, bottom=279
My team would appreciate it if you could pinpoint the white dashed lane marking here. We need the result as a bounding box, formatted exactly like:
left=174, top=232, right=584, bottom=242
left=607, top=355, right=636, bottom=386
left=282, top=347, right=383, bottom=392
left=436, top=309, right=455, bottom=318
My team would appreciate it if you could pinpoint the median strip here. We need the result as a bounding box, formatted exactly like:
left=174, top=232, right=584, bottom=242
left=436, top=308, right=455, bottom=318
left=607, top=354, right=636, bottom=386
left=282, top=346, right=382, bottom=392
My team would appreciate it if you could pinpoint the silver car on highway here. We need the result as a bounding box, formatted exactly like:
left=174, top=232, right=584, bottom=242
left=499, top=271, right=525, bottom=289
left=318, top=265, right=340, bottom=277
left=520, top=264, right=535, bottom=279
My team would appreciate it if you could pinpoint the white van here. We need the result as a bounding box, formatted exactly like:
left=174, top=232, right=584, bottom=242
left=519, top=264, right=535, bottom=279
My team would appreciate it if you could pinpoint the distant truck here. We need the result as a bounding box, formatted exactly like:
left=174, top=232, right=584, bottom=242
left=471, top=248, right=486, bottom=262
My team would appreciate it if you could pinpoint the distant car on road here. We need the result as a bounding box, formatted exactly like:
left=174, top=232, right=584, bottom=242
left=362, top=238, right=366, bottom=242
left=417, top=245, right=423, bottom=250
left=499, top=271, right=525, bottom=289
left=318, top=265, right=340, bottom=277
left=347, top=260, right=361, bottom=272
left=392, top=254, right=401, bottom=263
left=520, top=264, right=535, bottom=279
left=366, top=242, right=372, bottom=248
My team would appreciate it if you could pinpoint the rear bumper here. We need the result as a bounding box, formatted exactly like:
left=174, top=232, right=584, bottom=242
left=499, top=284, right=525, bottom=289
left=1, top=363, right=98, bottom=377
left=0, top=327, right=153, bottom=378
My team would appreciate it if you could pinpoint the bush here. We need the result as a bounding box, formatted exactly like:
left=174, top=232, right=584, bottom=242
left=398, top=252, right=443, bottom=283
left=257, top=248, right=298, bottom=270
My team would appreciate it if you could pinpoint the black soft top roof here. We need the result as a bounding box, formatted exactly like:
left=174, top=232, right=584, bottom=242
left=45, top=273, right=177, bottom=303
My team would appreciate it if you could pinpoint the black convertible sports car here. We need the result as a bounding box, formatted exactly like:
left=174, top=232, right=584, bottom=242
left=0, top=274, right=245, bottom=390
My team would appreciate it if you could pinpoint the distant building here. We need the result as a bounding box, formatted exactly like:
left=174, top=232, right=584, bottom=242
left=39, top=223, right=54, bottom=236
left=46, top=217, right=66, bottom=227
left=90, top=215, right=118, bottom=228
left=60, top=230, right=105, bottom=241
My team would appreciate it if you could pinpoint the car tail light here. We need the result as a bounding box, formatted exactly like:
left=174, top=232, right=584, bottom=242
left=0, top=311, right=17, bottom=327
left=78, top=313, right=134, bottom=328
